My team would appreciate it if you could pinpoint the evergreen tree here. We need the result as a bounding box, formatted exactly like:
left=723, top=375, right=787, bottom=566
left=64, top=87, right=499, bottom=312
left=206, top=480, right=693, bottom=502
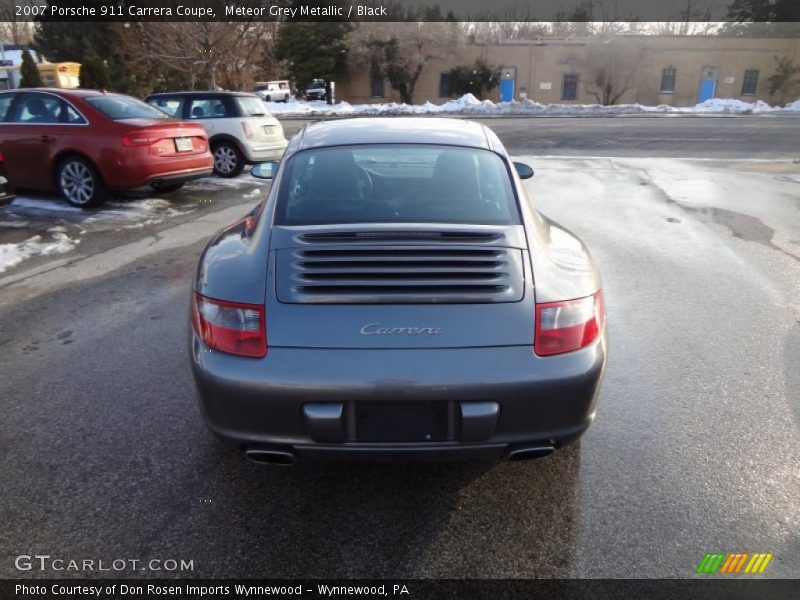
left=723, top=0, right=800, bottom=36
left=276, top=21, right=352, bottom=103
left=447, top=60, right=500, bottom=100
left=19, top=48, right=43, bottom=88
left=79, top=49, right=111, bottom=90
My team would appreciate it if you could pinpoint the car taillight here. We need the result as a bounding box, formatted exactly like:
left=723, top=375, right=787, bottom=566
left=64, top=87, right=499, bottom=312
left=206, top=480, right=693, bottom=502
left=122, top=131, right=164, bottom=147
left=191, top=293, right=267, bottom=358
left=241, top=121, right=253, bottom=139
left=534, top=291, right=605, bottom=356
left=0, top=151, right=4, bottom=161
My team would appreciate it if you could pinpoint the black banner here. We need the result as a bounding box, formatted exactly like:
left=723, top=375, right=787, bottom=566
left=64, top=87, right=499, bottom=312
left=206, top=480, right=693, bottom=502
left=9, top=0, right=800, bottom=23
left=2, top=579, right=799, bottom=600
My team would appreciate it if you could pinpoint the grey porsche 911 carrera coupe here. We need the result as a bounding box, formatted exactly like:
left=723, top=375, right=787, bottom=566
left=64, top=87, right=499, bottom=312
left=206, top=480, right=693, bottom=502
left=190, top=117, right=606, bottom=465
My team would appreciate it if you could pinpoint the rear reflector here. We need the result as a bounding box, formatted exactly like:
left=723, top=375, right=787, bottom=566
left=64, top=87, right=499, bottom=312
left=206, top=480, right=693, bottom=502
left=191, top=293, right=267, bottom=358
left=534, top=291, right=605, bottom=356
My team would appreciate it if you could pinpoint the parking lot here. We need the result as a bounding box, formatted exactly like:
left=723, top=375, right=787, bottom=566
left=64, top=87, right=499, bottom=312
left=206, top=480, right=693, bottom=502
left=0, top=116, right=798, bottom=578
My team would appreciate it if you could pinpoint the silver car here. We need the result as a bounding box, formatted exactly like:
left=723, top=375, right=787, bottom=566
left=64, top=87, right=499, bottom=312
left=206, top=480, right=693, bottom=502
left=190, top=118, right=607, bottom=465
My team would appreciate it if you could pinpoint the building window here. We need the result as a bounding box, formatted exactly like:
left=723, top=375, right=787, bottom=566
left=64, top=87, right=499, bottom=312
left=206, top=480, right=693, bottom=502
left=562, top=74, right=579, bottom=101
left=741, top=70, right=759, bottom=95
left=660, top=67, right=676, bottom=93
left=370, top=74, right=384, bottom=98
left=439, top=73, right=452, bottom=98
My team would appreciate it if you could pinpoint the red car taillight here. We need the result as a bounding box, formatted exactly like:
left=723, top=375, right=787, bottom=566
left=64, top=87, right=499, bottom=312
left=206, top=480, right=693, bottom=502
left=534, top=291, right=605, bottom=356
left=241, top=121, right=253, bottom=139
left=121, top=131, right=165, bottom=147
left=191, top=293, right=267, bottom=358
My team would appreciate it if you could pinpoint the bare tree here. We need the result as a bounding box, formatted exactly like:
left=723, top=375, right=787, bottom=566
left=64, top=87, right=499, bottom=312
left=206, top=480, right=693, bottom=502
left=465, top=5, right=552, bottom=43
left=649, top=0, right=716, bottom=35
left=0, top=0, right=34, bottom=45
left=466, top=20, right=552, bottom=44
left=580, top=36, right=644, bottom=105
left=349, top=22, right=462, bottom=104
left=122, top=20, right=272, bottom=90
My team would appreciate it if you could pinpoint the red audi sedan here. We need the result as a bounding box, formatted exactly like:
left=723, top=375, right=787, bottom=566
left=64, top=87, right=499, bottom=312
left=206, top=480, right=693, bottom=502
left=0, top=89, right=214, bottom=208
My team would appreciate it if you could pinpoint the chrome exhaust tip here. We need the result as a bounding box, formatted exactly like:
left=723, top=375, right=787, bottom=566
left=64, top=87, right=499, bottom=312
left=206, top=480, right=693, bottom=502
left=507, top=445, right=555, bottom=461
left=244, top=448, right=297, bottom=466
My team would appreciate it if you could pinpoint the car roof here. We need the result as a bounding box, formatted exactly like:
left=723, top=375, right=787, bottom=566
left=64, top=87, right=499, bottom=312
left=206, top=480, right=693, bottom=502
left=1, top=88, right=117, bottom=97
left=298, top=118, right=493, bottom=151
left=147, top=91, right=255, bottom=98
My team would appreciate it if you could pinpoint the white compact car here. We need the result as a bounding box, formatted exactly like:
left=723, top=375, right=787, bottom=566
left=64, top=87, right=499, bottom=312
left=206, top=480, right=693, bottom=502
left=146, top=91, right=288, bottom=177
left=253, top=81, right=292, bottom=103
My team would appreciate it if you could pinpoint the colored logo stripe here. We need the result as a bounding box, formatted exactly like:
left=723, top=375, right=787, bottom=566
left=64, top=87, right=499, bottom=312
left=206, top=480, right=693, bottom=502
left=744, top=553, right=773, bottom=574
left=719, top=553, right=748, bottom=573
left=697, top=552, right=774, bottom=574
left=697, top=553, right=726, bottom=573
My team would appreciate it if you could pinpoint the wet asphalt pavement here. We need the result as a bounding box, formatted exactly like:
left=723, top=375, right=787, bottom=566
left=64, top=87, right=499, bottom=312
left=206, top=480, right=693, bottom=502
left=0, top=117, right=798, bottom=579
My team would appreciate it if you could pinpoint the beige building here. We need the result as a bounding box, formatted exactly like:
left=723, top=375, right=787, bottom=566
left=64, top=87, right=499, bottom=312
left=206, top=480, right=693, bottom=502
left=337, top=35, right=800, bottom=106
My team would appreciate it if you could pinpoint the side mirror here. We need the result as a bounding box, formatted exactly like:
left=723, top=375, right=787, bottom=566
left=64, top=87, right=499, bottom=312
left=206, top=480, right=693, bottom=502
left=251, top=161, right=279, bottom=180
left=514, top=162, right=534, bottom=179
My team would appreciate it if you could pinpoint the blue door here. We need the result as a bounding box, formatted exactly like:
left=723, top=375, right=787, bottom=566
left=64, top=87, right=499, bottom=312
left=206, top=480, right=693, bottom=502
left=698, top=79, right=716, bottom=102
left=500, top=78, right=515, bottom=102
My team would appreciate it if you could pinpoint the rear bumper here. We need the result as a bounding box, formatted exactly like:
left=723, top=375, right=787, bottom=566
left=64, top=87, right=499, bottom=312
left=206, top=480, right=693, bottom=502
left=190, top=334, right=607, bottom=461
left=241, top=140, right=288, bottom=163
left=144, top=166, right=213, bottom=186
left=100, top=152, right=214, bottom=190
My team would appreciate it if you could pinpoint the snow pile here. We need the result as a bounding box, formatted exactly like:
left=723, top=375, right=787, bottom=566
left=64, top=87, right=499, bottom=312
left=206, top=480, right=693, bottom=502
left=10, top=197, right=85, bottom=214
left=9, top=196, right=193, bottom=228
left=264, top=94, right=800, bottom=118
left=687, top=98, right=780, bottom=114
left=781, top=99, right=800, bottom=111
left=243, top=187, right=264, bottom=198
left=101, top=198, right=186, bottom=221
left=0, top=228, right=79, bottom=274
left=190, top=175, right=264, bottom=189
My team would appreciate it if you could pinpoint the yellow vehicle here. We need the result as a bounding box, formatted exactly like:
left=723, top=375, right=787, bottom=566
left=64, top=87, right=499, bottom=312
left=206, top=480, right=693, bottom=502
left=37, top=62, right=81, bottom=88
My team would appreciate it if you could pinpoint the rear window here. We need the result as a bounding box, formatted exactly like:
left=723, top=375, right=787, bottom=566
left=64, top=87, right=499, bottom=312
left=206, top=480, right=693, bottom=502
left=275, top=145, right=520, bottom=226
left=147, top=97, right=183, bottom=117
left=236, top=96, right=267, bottom=117
left=187, top=97, right=230, bottom=119
left=0, top=94, right=13, bottom=121
left=86, top=95, right=168, bottom=120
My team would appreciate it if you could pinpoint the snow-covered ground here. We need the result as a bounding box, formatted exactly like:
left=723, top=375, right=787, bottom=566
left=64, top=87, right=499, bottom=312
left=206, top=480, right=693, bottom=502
left=0, top=226, right=79, bottom=274
left=265, top=93, right=800, bottom=118
left=0, top=176, right=267, bottom=274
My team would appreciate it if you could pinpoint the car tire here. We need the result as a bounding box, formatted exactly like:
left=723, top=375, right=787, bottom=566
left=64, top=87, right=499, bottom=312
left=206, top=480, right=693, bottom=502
left=150, top=181, right=185, bottom=193
left=265, top=95, right=271, bottom=102
left=212, top=142, right=244, bottom=178
left=56, top=156, right=108, bottom=209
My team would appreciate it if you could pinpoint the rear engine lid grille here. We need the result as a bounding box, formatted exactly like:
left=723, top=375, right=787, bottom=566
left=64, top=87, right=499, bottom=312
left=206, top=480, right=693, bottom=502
left=276, top=246, right=525, bottom=304
left=299, top=231, right=503, bottom=244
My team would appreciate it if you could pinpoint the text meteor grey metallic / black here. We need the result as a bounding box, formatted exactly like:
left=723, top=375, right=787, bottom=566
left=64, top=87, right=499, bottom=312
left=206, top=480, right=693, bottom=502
left=190, top=118, right=607, bottom=465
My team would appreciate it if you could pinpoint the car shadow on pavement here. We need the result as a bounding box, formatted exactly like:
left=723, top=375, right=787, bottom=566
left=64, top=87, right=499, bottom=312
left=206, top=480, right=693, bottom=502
left=177, top=434, right=582, bottom=578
